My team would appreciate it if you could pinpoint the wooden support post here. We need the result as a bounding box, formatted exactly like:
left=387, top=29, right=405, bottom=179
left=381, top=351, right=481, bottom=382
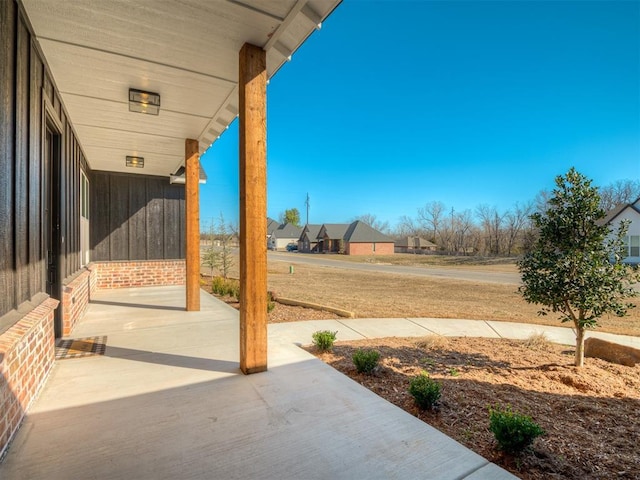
left=185, top=138, right=200, bottom=311
left=239, top=43, right=267, bottom=374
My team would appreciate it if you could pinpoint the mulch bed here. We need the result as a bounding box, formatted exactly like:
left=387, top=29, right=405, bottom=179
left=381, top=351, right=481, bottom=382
left=313, top=336, right=640, bottom=480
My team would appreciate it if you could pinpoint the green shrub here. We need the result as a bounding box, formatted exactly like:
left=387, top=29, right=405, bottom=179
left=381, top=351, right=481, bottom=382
left=211, top=275, right=225, bottom=295
left=352, top=349, right=380, bottom=374
left=267, top=291, right=276, bottom=313
left=408, top=372, right=441, bottom=410
left=312, top=330, right=337, bottom=352
left=211, top=276, right=239, bottom=301
left=227, top=282, right=240, bottom=300
left=488, top=405, right=545, bottom=453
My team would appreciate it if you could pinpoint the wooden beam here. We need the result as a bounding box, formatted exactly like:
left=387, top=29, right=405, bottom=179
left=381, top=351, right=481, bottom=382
left=239, top=43, right=267, bottom=374
left=185, top=138, right=200, bottom=311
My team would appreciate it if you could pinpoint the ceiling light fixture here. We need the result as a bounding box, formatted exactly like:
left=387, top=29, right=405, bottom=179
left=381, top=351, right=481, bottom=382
left=126, top=156, right=144, bottom=168
left=129, top=88, right=160, bottom=115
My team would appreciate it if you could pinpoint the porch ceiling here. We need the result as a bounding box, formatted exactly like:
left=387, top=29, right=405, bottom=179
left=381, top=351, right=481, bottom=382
left=20, top=0, right=340, bottom=177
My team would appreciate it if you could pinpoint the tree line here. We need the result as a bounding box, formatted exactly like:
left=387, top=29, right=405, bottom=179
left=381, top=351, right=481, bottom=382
left=358, top=178, right=640, bottom=257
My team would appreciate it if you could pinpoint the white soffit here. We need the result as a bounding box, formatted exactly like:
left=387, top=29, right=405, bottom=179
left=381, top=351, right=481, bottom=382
left=20, top=0, right=341, bottom=177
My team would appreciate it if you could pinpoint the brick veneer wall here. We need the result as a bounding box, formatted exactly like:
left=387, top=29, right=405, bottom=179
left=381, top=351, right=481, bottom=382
left=89, top=263, right=98, bottom=297
left=62, top=269, right=91, bottom=336
left=90, top=260, right=186, bottom=289
left=346, top=242, right=395, bottom=256
left=0, top=297, right=58, bottom=458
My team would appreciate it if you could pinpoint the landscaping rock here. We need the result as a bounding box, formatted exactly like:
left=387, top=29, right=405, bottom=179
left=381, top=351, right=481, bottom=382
left=584, top=337, right=640, bottom=367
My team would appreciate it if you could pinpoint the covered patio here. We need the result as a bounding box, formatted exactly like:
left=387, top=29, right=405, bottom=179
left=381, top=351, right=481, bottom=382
left=0, top=286, right=514, bottom=479
left=15, top=0, right=343, bottom=374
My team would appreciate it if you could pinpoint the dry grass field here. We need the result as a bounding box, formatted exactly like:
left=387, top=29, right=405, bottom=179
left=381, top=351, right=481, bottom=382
left=266, top=257, right=640, bottom=337
left=320, top=252, right=520, bottom=272
left=202, top=252, right=640, bottom=336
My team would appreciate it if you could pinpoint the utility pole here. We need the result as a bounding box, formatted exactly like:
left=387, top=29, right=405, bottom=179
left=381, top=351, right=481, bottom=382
left=305, top=192, right=310, bottom=226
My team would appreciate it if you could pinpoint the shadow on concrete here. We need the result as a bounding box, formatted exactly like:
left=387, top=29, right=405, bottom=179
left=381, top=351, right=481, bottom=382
left=90, top=299, right=186, bottom=311
left=104, top=345, right=240, bottom=373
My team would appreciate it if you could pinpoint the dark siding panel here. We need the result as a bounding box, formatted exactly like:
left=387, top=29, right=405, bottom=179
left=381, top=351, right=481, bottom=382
left=72, top=143, right=78, bottom=273
left=57, top=120, right=67, bottom=280
left=109, top=175, right=129, bottom=260
left=89, top=172, right=185, bottom=261
left=91, top=172, right=111, bottom=261
left=66, top=137, right=72, bottom=275
left=178, top=189, right=186, bottom=258
left=28, top=43, right=43, bottom=299
left=163, top=185, right=181, bottom=259
left=15, top=15, right=29, bottom=306
left=0, top=2, right=16, bottom=315
left=62, top=127, right=68, bottom=275
left=64, top=131, right=70, bottom=276
left=146, top=179, right=164, bottom=260
left=73, top=145, right=79, bottom=271
left=129, top=177, right=147, bottom=259
left=0, top=0, right=16, bottom=317
left=66, top=137, right=77, bottom=276
left=0, top=4, right=88, bottom=319
left=71, top=138, right=77, bottom=275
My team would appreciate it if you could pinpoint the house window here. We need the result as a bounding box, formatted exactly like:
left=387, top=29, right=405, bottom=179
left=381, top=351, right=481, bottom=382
left=623, top=235, right=640, bottom=257
left=629, top=236, right=640, bottom=257
left=80, top=171, right=90, bottom=266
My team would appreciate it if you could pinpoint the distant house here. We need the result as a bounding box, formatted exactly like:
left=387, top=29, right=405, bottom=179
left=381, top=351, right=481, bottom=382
left=317, top=221, right=394, bottom=255
left=317, top=224, right=351, bottom=253
left=266, top=218, right=280, bottom=249
left=269, top=222, right=303, bottom=251
left=267, top=217, right=280, bottom=236
left=395, top=236, right=438, bottom=254
left=298, top=224, right=322, bottom=252
left=603, top=198, right=640, bottom=264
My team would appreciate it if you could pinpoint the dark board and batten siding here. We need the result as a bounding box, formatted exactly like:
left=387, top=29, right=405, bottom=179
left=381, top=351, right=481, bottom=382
left=1, top=0, right=17, bottom=321
left=0, top=1, right=88, bottom=322
left=90, top=172, right=186, bottom=262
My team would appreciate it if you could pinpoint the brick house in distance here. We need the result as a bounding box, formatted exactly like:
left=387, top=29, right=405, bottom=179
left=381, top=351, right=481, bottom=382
left=298, top=224, right=322, bottom=252
left=395, top=236, right=438, bottom=254
left=317, top=221, right=394, bottom=255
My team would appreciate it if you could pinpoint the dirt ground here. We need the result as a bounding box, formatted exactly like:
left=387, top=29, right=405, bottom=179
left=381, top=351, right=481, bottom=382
left=313, top=336, right=640, bottom=480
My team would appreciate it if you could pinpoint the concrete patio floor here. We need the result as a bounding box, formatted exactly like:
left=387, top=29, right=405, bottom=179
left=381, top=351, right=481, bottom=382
left=0, top=286, right=527, bottom=479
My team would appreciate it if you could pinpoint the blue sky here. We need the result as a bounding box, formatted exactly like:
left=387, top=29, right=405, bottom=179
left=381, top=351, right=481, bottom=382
left=200, top=0, right=640, bottom=230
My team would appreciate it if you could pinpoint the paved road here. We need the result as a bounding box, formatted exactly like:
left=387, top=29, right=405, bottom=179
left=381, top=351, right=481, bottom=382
left=268, top=251, right=522, bottom=285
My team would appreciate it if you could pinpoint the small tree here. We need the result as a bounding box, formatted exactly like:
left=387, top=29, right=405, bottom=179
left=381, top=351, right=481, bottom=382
left=214, top=213, right=235, bottom=278
left=280, top=208, right=301, bottom=227
left=201, top=221, right=218, bottom=278
left=202, top=213, right=235, bottom=280
left=518, top=168, right=638, bottom=367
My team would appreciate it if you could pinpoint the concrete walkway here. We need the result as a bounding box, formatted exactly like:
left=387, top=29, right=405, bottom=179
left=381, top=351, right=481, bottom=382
left=271, top=316, right=640, bottom=350
left=3, top=286, right=636, bottom=480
